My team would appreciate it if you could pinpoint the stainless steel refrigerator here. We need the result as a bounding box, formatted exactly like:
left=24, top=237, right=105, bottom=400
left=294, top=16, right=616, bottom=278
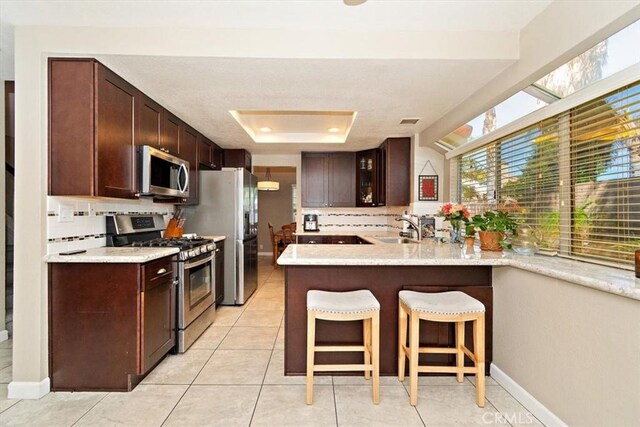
left=184, top=168, right=258, bottom=305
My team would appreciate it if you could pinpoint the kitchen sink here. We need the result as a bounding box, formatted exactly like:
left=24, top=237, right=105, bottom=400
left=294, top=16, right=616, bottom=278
left=375, top=237, right=420, bottom=244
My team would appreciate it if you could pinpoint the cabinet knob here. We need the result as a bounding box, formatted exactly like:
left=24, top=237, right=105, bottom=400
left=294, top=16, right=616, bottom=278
left=215, top=249, right=220, bottom=252
left=309, top=240, right=317, bottom=244
left=337, top=241, right=345, bottom=244
left=157, top=268, right=167, bottom=275
left=329, top=204, right=333, bottom=207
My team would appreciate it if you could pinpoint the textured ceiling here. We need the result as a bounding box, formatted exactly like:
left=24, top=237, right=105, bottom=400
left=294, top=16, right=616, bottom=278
left=98, top=55, right=514, bottom=154
left=0, top=0, right=556, bottom=153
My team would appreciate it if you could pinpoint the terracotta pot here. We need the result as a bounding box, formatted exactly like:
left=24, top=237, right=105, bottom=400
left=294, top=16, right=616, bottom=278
left=478, top=231, right=504, bottom=251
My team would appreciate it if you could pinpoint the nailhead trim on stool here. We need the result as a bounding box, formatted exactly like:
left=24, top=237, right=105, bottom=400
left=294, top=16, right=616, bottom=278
left=307, top=289, right=380, bottom=405
left=398, top=290, right=486, bottom=407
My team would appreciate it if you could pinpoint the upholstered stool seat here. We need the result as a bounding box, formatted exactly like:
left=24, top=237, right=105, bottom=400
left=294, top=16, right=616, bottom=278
left=399, top=290, right=485, bottom=315
left=307, top=290, right=381, bottom=314
left=398, top=290, right=486, bottom=407
left=307, top=290, right=380, bottom=405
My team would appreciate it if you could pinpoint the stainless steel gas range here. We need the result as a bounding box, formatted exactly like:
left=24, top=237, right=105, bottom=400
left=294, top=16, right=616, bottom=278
left=107, top=214, right=216, bottom=353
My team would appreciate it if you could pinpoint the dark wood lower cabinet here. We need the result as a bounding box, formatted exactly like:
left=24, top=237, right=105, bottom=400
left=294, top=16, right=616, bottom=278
left=284, top=265, right=492, bottom=376
left=49, top=256, right=177, bottom=391
left=296, top=235, right=371, bottom=245
left=214, top=242, right=225, bottom=305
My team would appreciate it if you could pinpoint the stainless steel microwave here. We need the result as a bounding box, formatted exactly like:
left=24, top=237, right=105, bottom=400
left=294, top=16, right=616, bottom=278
left=140, top=145, right=190, bottom=197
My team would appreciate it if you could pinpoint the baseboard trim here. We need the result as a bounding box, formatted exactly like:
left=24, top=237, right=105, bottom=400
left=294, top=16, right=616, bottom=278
left=0, top=330, right=8, bottom=342
left=490, top=363, right=567, bottom=427
left=7, top=377, right=50, bottom=400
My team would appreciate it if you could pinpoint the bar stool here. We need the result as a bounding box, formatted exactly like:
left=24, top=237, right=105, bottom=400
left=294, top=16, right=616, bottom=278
left=398, top=290, right=485, bottom=407
left=306, top=290, right=380, bottom=405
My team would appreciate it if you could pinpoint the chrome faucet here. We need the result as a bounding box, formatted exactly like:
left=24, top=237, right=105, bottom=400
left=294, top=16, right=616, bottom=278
left=395, top=216, right=421, bottom=241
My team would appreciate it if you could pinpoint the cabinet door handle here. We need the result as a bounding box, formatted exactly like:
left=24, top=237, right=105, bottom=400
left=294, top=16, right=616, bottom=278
left=337, top=240, right=345, bottom=244
left=157, top=268, right=167, bottom=275
left=215, top=249, right=221, bottom=252
left=172, top=280, right=179, bottom=286
left=329, top=204, right=333, bottom=207
left=309, top=240, right=317, bottom=244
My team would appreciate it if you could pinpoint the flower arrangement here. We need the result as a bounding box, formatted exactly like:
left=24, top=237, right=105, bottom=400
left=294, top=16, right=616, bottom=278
left=436, top=203, right=471, bottom=223
left=436, top=203, right=471, bottom=243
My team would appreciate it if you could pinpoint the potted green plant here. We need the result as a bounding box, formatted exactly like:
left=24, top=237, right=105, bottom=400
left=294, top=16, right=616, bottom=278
left=469, top=211, right=517, bottom=251
left=464, top=223, right=476, bottom=250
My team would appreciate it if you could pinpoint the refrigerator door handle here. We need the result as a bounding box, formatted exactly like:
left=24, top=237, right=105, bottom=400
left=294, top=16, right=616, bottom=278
left=236, top=240, right=244, bottom=304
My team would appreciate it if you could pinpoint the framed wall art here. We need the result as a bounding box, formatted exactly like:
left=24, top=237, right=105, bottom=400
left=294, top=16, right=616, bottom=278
left=418, top=175, right=438, bottom=201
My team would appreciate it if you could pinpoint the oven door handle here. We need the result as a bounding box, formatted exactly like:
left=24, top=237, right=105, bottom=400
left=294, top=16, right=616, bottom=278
left=183, top=254, right=214, bottom=270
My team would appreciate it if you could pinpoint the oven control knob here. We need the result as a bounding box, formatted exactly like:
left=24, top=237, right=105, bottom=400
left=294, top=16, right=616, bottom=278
left=207, top=244, right=215, bottom=252
left=188, top=250, right=196, bottom=258
left=195, top=247, right=202, bottom=255
left=179, top=252, right=187, bottom=261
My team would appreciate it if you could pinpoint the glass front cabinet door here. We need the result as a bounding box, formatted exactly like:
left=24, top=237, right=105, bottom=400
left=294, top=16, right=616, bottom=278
left=356, top=149, right=378, bottom=207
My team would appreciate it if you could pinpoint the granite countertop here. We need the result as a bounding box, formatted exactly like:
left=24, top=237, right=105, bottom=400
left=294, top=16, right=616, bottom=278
left=200, top=235, right=227, bottom=242
left=45, top=247, right=180, bottom=263
left=278, top=238, right=640, bottom=301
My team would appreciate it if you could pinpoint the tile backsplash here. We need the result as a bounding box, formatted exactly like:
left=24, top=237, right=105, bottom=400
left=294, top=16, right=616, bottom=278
left=300, top=206, right=408, bottom=233
left=46, top=196, right=174, bottom=254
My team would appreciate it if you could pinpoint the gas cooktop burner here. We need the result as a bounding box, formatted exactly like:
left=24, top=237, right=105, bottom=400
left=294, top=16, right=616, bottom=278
left=131, top=237, right=213, bottom=250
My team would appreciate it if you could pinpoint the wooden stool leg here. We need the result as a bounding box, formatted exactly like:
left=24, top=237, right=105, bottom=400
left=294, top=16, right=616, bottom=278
left=398, top=302, right=407, bottom=382
left=363, top=318, right=371, bottom=380
left=306, top=311, right=316, bottom=405
left=474, top=314, right=486, bottom=407
left=456, top=321, right=465, bottom=383
left=372, top=312, right=380, bottom=404
left=409, top=310, right=420, bottom=406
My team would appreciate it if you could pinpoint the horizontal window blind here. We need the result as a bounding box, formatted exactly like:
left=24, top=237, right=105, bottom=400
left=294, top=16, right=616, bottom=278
left=569, top=82, right=640, bottom=264
left=460, top=118, right=562, bottom=251
left=459, top=80, right=640, bottom=266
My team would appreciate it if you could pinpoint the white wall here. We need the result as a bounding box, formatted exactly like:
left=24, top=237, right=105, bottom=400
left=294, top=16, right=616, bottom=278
left=419, top=1, right=640, bottom=146
left=492, top=267, right=640, bottom=426
left=410, top=133, right=446, bottom=215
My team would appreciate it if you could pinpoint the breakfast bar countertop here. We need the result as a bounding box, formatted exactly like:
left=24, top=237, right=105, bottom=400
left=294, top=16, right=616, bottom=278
left=44, top=247, right=180, bottom=263
left=278, top=238, right=640, bottom=301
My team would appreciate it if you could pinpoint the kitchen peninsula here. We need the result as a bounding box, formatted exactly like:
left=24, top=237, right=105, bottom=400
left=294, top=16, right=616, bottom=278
left=278, top=236, right=640, bottom=387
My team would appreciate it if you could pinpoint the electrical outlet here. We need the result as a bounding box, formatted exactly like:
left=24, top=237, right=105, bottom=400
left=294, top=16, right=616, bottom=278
left=259, top=244, right=263, bottom=250
left=58, top=204, right=74, bottom=223
left=87, top=203, right=96, bottom=217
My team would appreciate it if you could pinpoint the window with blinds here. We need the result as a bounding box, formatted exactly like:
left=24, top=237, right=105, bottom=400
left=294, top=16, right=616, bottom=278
left=459, top=80, right=640, bottom=266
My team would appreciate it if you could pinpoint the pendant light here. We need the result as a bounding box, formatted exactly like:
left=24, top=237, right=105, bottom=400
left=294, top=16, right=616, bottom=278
left=257, top=167, right=280, bottom=191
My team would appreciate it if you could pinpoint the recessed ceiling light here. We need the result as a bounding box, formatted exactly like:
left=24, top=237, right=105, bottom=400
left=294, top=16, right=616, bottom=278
left=328, top=127, right=340, bottom=133
left=259, top=127, right=272, bottom=132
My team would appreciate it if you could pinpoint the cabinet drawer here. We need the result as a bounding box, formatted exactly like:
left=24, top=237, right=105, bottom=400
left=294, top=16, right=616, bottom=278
left=142, top=257, right=175, bottom=291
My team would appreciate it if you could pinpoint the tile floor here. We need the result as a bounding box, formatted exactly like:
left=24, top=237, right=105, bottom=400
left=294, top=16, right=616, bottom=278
left=0, top=256, right=542, bottom=426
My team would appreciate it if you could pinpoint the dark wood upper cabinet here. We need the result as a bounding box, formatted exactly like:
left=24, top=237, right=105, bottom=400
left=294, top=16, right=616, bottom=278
left=328, top=152, right=356, bottom=207
left=301, top=153, right=329, bottom=207
left=180, top=124, right=199, bottom=205
left=198, top=137, right=213, bottom=169
left=301, top=152, right=355, bottom=208
left=161, top=111, right=181, bottom=156
left=199, top=137, right=222, bottom=170
left=136, top=94, right=163, bottom=149
left=49, top=58, right=138, bottom=199
left=212, top=143, right=224, bottom=170
left=381, top=137, right=411, bottom=206
left=224, top=149, right=252, bottom=172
